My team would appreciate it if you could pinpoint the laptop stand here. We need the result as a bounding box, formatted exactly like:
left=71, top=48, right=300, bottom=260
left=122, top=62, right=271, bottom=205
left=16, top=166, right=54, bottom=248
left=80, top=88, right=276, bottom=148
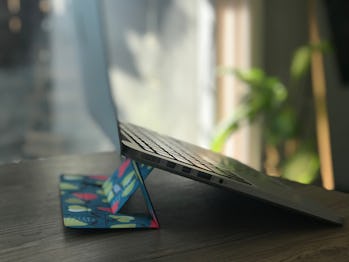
left=59, top=158, right=159, bottom=229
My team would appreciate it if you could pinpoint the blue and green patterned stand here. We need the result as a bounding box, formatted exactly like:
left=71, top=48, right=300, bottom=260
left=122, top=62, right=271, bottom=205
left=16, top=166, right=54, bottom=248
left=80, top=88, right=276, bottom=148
left=59, top=158, right=159, bottom=229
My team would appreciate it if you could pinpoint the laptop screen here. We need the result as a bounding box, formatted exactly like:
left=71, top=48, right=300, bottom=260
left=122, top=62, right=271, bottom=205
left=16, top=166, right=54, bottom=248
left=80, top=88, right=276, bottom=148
left=72, top=0, right=121, bottom=153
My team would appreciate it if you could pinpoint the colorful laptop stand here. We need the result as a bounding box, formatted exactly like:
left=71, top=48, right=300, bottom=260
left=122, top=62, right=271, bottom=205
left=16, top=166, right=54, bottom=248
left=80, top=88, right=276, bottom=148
left=59, top=158, right=159, bottom=229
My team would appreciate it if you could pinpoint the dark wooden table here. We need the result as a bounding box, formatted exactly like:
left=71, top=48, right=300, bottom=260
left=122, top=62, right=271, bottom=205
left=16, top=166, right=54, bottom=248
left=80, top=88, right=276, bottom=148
left=0, top=152, right=348, bottom=261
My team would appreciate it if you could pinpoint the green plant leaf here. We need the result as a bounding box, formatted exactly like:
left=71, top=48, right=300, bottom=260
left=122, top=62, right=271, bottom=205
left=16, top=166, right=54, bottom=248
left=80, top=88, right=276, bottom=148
left=216, top=66, right=236, bottom=76
left=211, top=106, right=249, bottom=152
left=212, top=68, right=289, bottom=152
left=290, top=41, right=333, bottom=81
left=290, top=46, right=311, bottom=80
left=311, top=41, right=333, bottom=53
left=281, top=147, right=319, bottom=184
left=266, top=106, right=297, bottom=145
left=235, top=68, right=265, bottom=86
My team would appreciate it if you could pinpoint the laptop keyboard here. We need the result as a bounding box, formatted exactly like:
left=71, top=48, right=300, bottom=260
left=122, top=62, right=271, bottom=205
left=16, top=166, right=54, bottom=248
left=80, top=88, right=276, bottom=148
left=120, top=123, right=251, bottom=186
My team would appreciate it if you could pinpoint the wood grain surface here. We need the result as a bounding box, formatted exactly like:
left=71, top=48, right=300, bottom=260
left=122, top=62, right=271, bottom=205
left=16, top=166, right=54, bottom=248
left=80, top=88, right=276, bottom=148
left=0, top=152, right=348, bottom=261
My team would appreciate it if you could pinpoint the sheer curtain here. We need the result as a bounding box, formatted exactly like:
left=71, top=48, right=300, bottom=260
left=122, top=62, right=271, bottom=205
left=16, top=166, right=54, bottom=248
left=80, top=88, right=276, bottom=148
left=216, top=0, right=264, bottom=169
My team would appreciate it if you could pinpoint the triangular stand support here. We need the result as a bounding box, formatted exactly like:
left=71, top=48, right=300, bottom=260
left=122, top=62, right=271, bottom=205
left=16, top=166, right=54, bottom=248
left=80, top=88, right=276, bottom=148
left=59, top=158, right=159, bottom=229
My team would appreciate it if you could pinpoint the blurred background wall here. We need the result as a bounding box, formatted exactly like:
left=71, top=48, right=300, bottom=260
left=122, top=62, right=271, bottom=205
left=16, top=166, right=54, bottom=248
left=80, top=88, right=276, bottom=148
left=1, top=0, right=349, bottom=191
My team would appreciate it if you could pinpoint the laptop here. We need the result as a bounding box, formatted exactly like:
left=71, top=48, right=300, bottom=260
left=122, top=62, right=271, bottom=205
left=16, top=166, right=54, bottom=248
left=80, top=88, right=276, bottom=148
left=72, top=0, right=343, bottom=225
